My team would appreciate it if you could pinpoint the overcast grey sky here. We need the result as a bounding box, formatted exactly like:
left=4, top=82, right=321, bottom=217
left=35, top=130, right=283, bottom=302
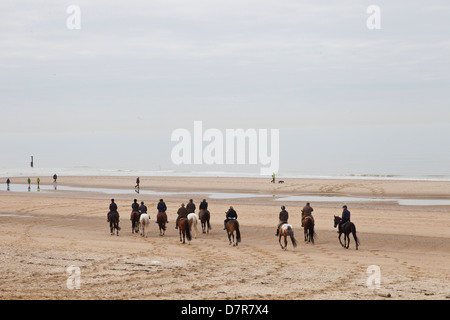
left=1, top=0, right=449, bottom=136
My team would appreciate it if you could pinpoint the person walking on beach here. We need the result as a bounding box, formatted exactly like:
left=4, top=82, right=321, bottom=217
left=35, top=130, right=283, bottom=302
left=276, top=205, right=289, bottom=236
left=271, top=173, right=276, bottom=183
left=224, top=206, right=237, bottom=230
left=135, top=177, right=140, bottom=189
left=6, top=178, right=10, bottom=190
left=175, top=203, right=188, bottom=229
left=53, top=174, right=58, bottom=183
left=301, top=202, right=314, bottom=227
left=186, top=199, right=196, bottom=214
left=27, top=177, right=31, bottom=188
left=37, top=177, right=40, bottom=188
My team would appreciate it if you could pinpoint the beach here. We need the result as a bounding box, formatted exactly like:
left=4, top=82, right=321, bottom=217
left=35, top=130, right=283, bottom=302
left=0, top=175, right=449, bottom=300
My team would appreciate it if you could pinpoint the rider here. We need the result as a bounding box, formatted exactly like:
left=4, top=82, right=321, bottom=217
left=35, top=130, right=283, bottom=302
left=108, top=199, right=119, bottom=222
left=275, top=205, right=289, bottom=236
left=186, top=199, right=196, bottom=214
left=301, top=202, right=314, bottom=227
left=224, top=206, right=237, bottom=230
left=339, top=205, right=351, bottom=232
left=199, top=199, right=208, bottom=211
left=131, top=199, right=140, bottom=213
left=157, top=199, right=167, bottom=213
left=175, top=203, right=189, bottom=229
left=139, top=201, right=148, bottom=214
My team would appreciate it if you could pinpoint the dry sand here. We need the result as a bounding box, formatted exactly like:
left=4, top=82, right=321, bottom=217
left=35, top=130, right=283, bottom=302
left=0, top=176, right=449, bottom=300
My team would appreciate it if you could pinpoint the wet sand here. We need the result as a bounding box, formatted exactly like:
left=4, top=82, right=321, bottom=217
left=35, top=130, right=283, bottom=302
left=0, top=176, right=449, bottom=300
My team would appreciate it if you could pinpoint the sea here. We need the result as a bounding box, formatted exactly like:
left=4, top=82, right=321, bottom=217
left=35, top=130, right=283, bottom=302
left=1, top=124, right=450, bottom=181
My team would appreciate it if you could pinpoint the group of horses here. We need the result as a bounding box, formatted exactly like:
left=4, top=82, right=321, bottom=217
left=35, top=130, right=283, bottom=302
left=108, top=207, right=359, bottom=250
left=278, top=215, right=359, bottom=250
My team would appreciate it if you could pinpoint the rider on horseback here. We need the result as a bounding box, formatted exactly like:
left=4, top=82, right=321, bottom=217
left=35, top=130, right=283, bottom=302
left=108, top=199, right=119, bottom=222
left=224, top=206, right=237, bottom=230
left=139, top=201, right=147, bottom=214
left=301, top=202, right=314, bottom=227
left=339, top=205, right=351, bottom=232
left=275, top=205, right=289, bottom=236
left=186, top=199, right=196, bottom=214
left=175, top=203, right=188, bottom=229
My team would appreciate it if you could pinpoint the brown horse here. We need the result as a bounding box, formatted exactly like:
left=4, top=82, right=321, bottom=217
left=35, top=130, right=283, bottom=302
left=107, top=211, right=120, bottom=236
left=199, top=209, right=211, bottom=234
left=156, top=211, right=168, bottom=236
left=178, top=217, right=191, bottom=244
left=225, top=219, right=241, bottom=246
left=302, top=216, right=316, bottom=244
left=278, top=223, right=297, bottom=250
left=130, top=210, right=140, bottom=234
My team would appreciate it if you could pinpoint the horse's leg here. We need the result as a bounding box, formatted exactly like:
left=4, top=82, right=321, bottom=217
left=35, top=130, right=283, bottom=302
left=338, top=232, right=344, bottom=247
left=346, top=233, right=350, bottom=249
left=227, top=231, right=232, bottom=245
left=278, top=233, right=284, bottom=249
left=284, top=236, right=288, bottom=250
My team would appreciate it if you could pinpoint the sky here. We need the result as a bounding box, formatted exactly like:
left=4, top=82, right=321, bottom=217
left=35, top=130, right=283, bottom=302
left=0, top=1, right=449, bottom=176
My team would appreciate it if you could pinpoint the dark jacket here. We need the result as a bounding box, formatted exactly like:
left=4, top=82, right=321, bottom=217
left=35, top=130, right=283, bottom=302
left=177, top=206, right=188, bottom=219
left=279, top=209, right=289, bottom=222
left=109, top=202, right=118, bottom=212
left=226, top=209, right=237, bottom=220
left=302, top=205, right=314, bottom=217
left=342, top=209, right=351, bottom=222
left=199, top=200, right=208, bottom=210
left=157, top=201, right=167, bottom=212
left=186, top=201, right=196, bottom=214
left=132, top=202, right=139, bottom=212
left=139, top=204, right=147, bottom=214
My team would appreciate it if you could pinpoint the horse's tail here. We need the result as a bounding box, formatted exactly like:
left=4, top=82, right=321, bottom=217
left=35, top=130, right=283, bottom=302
left=184, top=219, right=192, bottom=241
left=352, top=224, right=360, bottom=247
left=235, top=221, right=241, bottom=243
left=288, top=226, right=297, bottom=247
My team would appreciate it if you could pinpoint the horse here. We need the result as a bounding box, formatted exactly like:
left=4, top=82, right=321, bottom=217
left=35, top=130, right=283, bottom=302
left=139, top=213, right=150, bottom=237
left=156, top=211, right=168, bottom=236
left=225, top=219, right=241, bottom=246
left=278, top=223, right=297, bottom=250
left=302, top=216, right=316, bottom=244
left=107, top=211, right=120, bottom=236
left=334, top=215, right=359, bottom=250
left=130, top=210, right=140, bottom=234
left=178, top=217, right=192, bottom=244
left=187, top=213, right=200, bottom=239
left=199, top=209, right=211, bottom=234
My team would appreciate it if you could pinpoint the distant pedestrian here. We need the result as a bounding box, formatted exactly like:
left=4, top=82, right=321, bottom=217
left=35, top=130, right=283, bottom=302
left=37, top=177, right=40, bottom=188
left=53, top=174, right=58, bottom=183
left=6, top=178, right=10, bottom=190
left=135, top=177, right=140, bottom=189
left=27, top=177, right=31, bottom=188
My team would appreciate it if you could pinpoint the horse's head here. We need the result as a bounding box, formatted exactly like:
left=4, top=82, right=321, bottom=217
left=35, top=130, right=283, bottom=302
left=333, top=215, right=341, bottom=228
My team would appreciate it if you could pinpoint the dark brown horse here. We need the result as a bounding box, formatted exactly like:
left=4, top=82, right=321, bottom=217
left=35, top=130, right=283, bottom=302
left=302, top=216, right=316, bottom=244
left=225, top=219, right=241, bottom=246
left=278, top=223, right=297, bottom=250
left=107, top=211, right=120, bottom=236
left=334, top=216, right=359, bottom=250
left=130, top=210, right=140, bottom=234
left=178, top=217, right=191, bottom=244
left=199, top=209, right=211, bottom=234
left=156, top=211, right=168, bottom=236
